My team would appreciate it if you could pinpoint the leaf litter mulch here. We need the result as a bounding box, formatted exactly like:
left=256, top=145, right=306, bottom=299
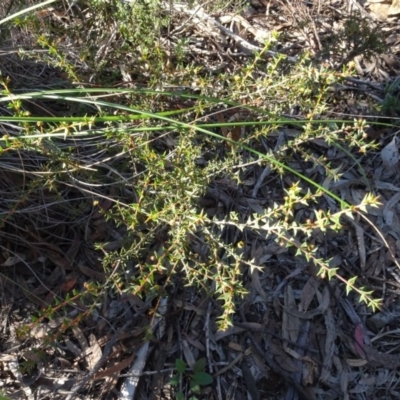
left=2, top=0, right=400, bottom=399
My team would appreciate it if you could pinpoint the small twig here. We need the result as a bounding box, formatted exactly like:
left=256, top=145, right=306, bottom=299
left=204, top=299, right=212, bottom=373
left=344, top=77, right=384, bottom=91
left=118, top=297, right=168, bottom=400
left=118, top=368, right=174, bottom=377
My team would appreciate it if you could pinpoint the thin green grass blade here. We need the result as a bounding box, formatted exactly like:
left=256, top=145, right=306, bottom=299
left=0, top=0, right=58, bottom=26
left=0, top=92, right=353, bottom=210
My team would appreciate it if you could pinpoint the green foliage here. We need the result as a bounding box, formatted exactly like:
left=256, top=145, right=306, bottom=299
left=0, top=0, right=388, bottom=334
left=320, top=15, right=386, bottom=63
left=340, top=16, right=386, bottom=60
left=379, top=76, right=400, bottom=117
left=170, top=358, right=213, bottom=399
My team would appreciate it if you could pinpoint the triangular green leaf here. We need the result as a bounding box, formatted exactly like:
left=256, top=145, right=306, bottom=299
left=192, top=371, right=213, bottom=386
left=193, top=358, right=207, bottom=373
left=175, top=359, right=186, bottom=374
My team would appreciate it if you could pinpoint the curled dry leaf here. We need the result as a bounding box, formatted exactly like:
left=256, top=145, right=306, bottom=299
left=283, top=285, right=300, bottom=343
left=299, top=277, right=320, bottom=312
left=1, top=254, right=26, bottom=266
left=87, top=334, right=103, bottom=370
left=389, top=0, right=400, bottom=15
left=381, top=136, right=399, bottom=171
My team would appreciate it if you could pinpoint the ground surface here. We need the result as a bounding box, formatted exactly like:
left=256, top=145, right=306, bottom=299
left=1, top=1, right=400, bottom=399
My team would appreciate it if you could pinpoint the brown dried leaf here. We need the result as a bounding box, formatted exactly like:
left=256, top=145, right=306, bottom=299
left=45, top=249, right=71, bottom=269
left=241, top=360, right=260, bottom=400
left=87, top=334, right=102, bottom=370
left=338, top=358, right=349, bottom=400
left=216, top=111, right=241, bottom=143
left=349, top=375, right=376, bottom=394
left=94, top=354, right=135, bottom=381
left=316, top=286, right=330, bottom=313
left=173, top=299, right=207, bottom=315
left=66, top=230, right=81, bottom=261
left=246, top=198, right=265, bottom=215
left=92, top=198, right=114, bottom=219
left=299, top=277, right=320, bottom=312
left=383, top=191, right=400, bottom=237
left=283, top=285, right=299, bottom=343
left=182, top=339, right=195, bottom=369
left=229, top=342, right=243, bottom=352
left=22, top=349, right=43, bottom=363
left=215, top=326, right=245, bottom=341
left=60, top=278, right=77, bottom=292
left=363, top=345, right=400, bottom=368
left=251, top=269, right=268, bottom=302
left=250, top=244, right=272, bottom=265
left=369, top=3, right=391, bottom=20
left=64, top=338, right=82, bottom=358
left=381, top=136, right=399, bottom=170
left=389, top=0, right=400, bottom=15
left=301, top=356, right=317, bottom=386
left=281, top=300, right=327, bottom=320
left=351, top=221, right=366, bottom=270
left=1, top=254, right=26, bottom=266
left=346, top=358, right=368, bottom=367
left=78, top=263, right=106, bottom=281
left=182, top=333, right=206, bottom=351
left=320, top=308, right=336, bottom=383
left=268, top=340, right=299, bottom=373
left=18, top=277, right=49, bottom=307
left=72, top=327, right=89, bottom=353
